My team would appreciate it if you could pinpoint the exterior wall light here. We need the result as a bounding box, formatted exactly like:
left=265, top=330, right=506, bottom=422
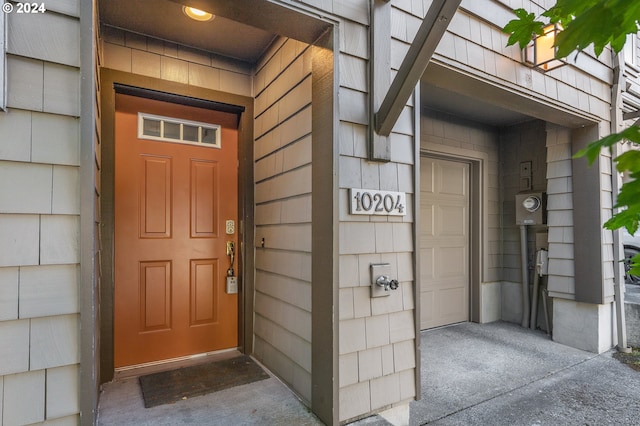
left=522, top=23, right=565, bottom=71
left=183, top=6, right=215, bottom=22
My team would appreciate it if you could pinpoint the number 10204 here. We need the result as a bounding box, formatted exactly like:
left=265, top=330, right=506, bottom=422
left=350, top=188, right=406, bottom=216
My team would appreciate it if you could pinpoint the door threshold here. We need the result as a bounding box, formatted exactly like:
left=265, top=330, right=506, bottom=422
left=113, top=348, right=241, bottom=380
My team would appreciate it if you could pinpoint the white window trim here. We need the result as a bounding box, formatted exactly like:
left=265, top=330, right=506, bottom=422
left=0, top=11, right=6, bottom=111
left=137, top=112, right=222, bottom=149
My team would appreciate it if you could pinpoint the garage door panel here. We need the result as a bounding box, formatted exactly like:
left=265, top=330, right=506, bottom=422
left=421, top=159, right=435, bottom=193
left=433, top=278, right=468, bottom=290
left=420, top=203, right=435, bottom=237
left=437, top=205, right=467, bottom=236
left=436, top=246, right=467, bottom=278
left=420, top=291, right=435, bottom=324
left=420, top=248, right=434, bottom=280
left=438, top=161, right=467, bottom=195
left=439, top=288, right=468, bottom=320
left=419, top=157, right=470, bottom=330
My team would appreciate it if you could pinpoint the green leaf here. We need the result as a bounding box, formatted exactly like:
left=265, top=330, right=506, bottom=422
left=615, top=180, right=640, bottom=207
left=502, top=1, right=640, bottom=240
left=611, top=33, right=628, bottom=53
left=574, top=127, right=640, bottom=164
left=630, top=253, right=640, bottom=277
left=543, top=0, right=594, bottom=22
left=604, top=208, right=639, bottom=234
left=505, top=0, right=640, bottom=60
left=504, top=9, right=545, bottom=49
left=552, top=0, right=640, bottom=57
left=615, top=151, right=640, bottom=173
left=573, top=135, right=618, bottom=164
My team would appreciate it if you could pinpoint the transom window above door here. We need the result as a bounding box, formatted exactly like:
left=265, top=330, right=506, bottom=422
left=138, top=113, right=222, bottom=148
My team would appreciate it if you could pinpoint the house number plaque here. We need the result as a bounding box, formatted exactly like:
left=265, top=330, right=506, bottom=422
left=349, top=188, right=406, bottom=216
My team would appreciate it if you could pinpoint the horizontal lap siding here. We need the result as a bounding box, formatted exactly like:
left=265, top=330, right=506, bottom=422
left=253, top=38, right=314, bottom=404
left=92, top=10, right=103, bottom=419
left=0, top=6, right=81, bottom=425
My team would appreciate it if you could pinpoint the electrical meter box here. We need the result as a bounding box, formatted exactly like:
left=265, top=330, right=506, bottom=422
left=515, top=192, right=546, bottom=225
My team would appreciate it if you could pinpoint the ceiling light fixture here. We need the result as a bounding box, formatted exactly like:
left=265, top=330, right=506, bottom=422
left=183, top=6, right=215, bottom=22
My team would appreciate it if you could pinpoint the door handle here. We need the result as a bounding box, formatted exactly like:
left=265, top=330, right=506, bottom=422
left=226, top=241, right=235, bottom=276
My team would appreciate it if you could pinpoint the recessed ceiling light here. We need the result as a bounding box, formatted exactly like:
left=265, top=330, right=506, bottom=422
left=183, top=6, right=215, bottom=22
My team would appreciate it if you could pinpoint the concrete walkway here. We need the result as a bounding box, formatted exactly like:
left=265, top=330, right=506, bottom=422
left=97, top=360, right=322, bottom=425
left=97, top=321, right=640, bottom=425
left=626, top=284, right=640, bottom=346
left=356, top=321, right=640, bottom=425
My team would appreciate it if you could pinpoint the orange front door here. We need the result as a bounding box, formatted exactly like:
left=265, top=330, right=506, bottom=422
left=114, top=94, right=238, bottom=368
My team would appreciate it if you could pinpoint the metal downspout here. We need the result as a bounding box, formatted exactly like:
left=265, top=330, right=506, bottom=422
left=520, top=225, right=530, bottom=328
left=611, top=51, right=631, bottom=353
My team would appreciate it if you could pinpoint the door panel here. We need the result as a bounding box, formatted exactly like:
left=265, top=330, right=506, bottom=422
left=139, top=260, right=172, bottom=331
left=190, top=259, right=218, bottom=325
left=420, top=157, right=470, bottom=329
left=191, top=160, right=218, bottom=237
left=140, top=155, right=172, bottom=238
left=114, top=94, right=239, bottom=368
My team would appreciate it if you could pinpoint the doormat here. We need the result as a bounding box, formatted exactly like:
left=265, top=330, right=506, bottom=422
left=138, top=355, right=270, bottom=408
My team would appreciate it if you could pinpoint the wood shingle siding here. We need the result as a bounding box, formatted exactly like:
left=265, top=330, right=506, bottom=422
left=0, top=6, right=82, bottom=423
left=102, top=26, right=253, bottom=97
left=337, top=0, right=418, bottom=419
left=8, top=12, right=80, bottom=67
left=545, top=125, right=576, bottom=298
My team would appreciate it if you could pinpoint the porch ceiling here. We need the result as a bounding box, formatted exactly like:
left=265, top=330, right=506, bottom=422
left=421, top=62, right=597, bottom=128
left=421, top=82, right=531, bottom=127
left=99, top=0, right=278, bottom=63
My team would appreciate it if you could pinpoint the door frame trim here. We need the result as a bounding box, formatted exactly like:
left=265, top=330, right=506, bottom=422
left=419, top=151, right=482, bottom=324
left=99, top=68, right=255, bottom=383
left=113, top=83, right=246, bottom=116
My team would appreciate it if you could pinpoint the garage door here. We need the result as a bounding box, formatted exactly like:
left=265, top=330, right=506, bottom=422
left=420, top=156, right=469, bottom=329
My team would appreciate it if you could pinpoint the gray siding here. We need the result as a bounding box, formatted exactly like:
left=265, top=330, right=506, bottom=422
left=86, top=4, right=102, bottom=418
left=0, top=5, right=81, bottom=425
left=337, top=1, right=420, bottom=421
left=499, top=121, right=548, bottom=323
left=426, top=0, right=616, bottom=320
left=253, top=38, right=313, bottom=403
left=0, top=0, right=626, bottom=424
left=101, top=26, right=253, bottom=97
left=622, top=32, right=640, bottom=116
left=431, top=0, right=611, bottom=126
left=0, top=11, right=5, bottom=110
left=545, top=125, right=576, bottom=299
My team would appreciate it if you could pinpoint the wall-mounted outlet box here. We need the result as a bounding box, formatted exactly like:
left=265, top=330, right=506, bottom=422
left=370, top=263, right=391, bottom=298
